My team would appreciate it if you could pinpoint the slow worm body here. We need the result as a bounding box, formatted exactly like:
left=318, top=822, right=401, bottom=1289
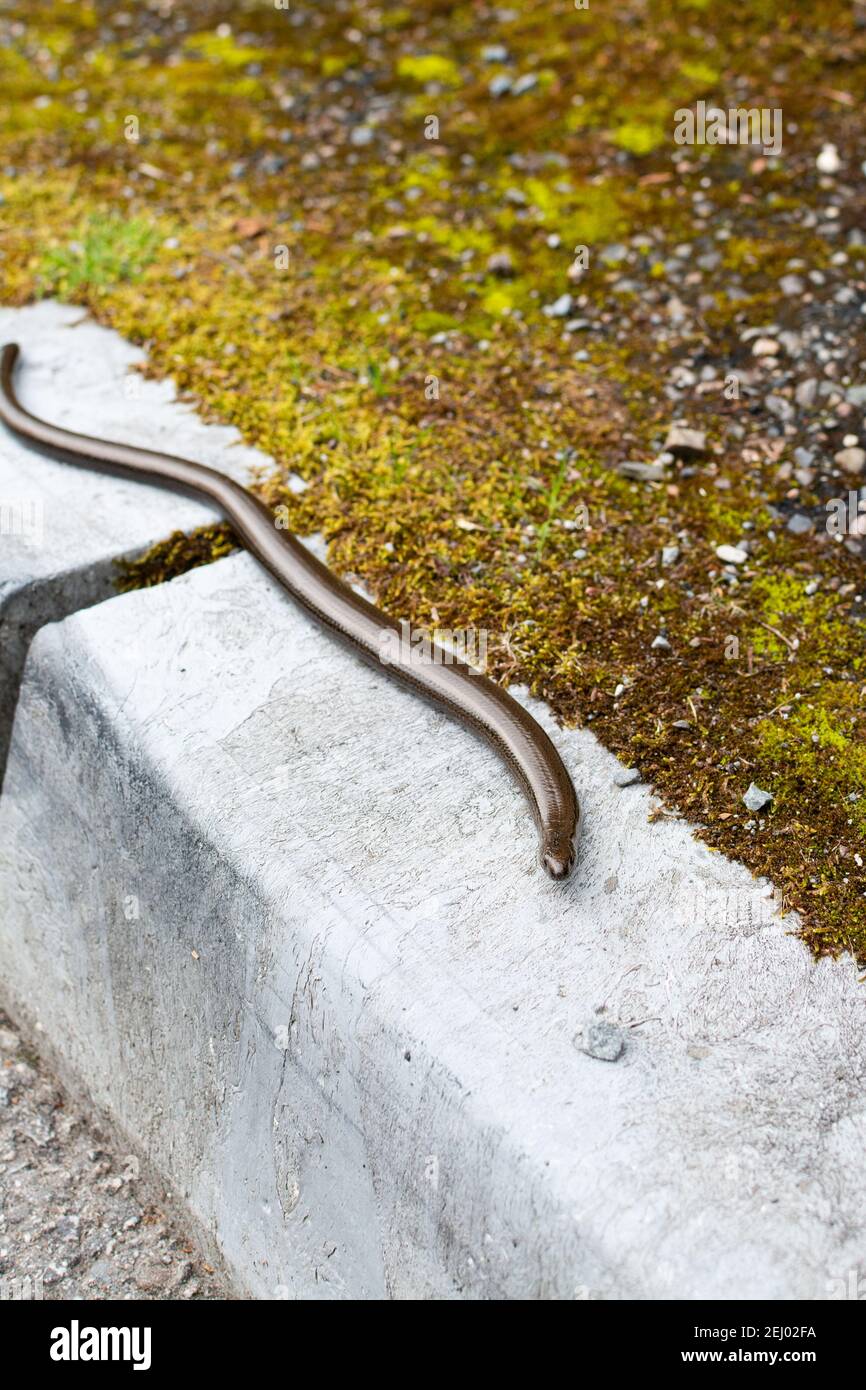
left=0, top=342, right=579, bottom=878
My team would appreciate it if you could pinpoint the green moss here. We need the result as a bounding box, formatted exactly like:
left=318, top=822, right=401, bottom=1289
left=114, top=525, right=238, bottom=593
left=39, top=215, right=162, bottom=296
left=396, top=54, right=461, bottom=85
left=182, top=32, right=272, bottom=68
left=611, top=121, right=667, bottom=156
left=678, top=60, right=721, bottom=85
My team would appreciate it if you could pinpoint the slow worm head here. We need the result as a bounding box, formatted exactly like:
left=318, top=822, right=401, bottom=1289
left=0, top=341, right=581, bottom=880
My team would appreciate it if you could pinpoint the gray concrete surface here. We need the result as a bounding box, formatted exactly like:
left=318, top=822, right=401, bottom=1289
left=0, top=546, right=863, bottom=1301
left=0, top=300, right=260, bottom=780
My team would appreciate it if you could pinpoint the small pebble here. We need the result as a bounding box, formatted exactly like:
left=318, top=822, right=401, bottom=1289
left=715, top=544, right=747, bottom=564
left=486, top=250, right=515, bottom=277
left=765, top=394, right=795, bottom=422
left=779, top=274, right=805, bottom=295
left=743, top=783, right=773, bottom=813
left=664, top=424, right=707, bottom=457
left=816, top=143, right=841, bottom=174
left=512, top=73, right=539, bottom=95
left=577, top=1020, right=625, bottom=1063
left=835, top=446, right=866, bottom=475
left=543, top=293, right=573, bottom=318
left=613, top=767, right=642, bottom=788
left=617, top=460, right=665, bottom=481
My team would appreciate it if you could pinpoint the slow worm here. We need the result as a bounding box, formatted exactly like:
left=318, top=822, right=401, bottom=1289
left=0, top=342, right=580, bottom=878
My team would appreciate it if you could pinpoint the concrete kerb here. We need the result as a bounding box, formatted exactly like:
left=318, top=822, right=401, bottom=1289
left=0, top=305, right=864, bottom=1300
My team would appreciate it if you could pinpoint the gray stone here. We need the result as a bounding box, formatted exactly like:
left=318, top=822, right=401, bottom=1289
left=778, top=331, right=803, bottom=357
left=617, top=460, right=665, bottom=482
left=765, top=394, right=795, bottom=423
left=577, top=1020, right=625, bottom=1063
left=613, top=767, right=642, bottom=788
left=834, top=446, right=866, bottom=475
left=486, top=250, right=515, bottom=278
left=779, top=275, right=805, bottom=296
left=511, top=73, right=539, bottom=95
left=786, top=514, right=814, bottom=535
left=664, top=424, right=707, bottom=457
left=543, top=293, right=573, bottom=318
left=743, top=783, right=773, bottom=813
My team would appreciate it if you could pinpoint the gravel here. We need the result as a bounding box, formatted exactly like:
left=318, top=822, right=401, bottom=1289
left=0, top=1009, right=229, bottom=1301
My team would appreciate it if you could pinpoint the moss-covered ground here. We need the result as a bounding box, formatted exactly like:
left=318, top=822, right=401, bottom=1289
left=2, top=0, right=866, bottom=962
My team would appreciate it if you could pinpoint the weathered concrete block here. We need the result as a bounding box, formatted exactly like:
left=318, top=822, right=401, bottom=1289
left=1, top=551, right=863, bottom=1300
left=0, top=301, right=260, bottom=778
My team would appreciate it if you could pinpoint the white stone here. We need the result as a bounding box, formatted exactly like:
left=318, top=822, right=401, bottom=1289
left=834, top=446, right=866, bottom=475
left=816, top=143, right=841, bottom=174
left=751, top=337, right=780, bottom=357
left=715, top=544, right=748, bottom=565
